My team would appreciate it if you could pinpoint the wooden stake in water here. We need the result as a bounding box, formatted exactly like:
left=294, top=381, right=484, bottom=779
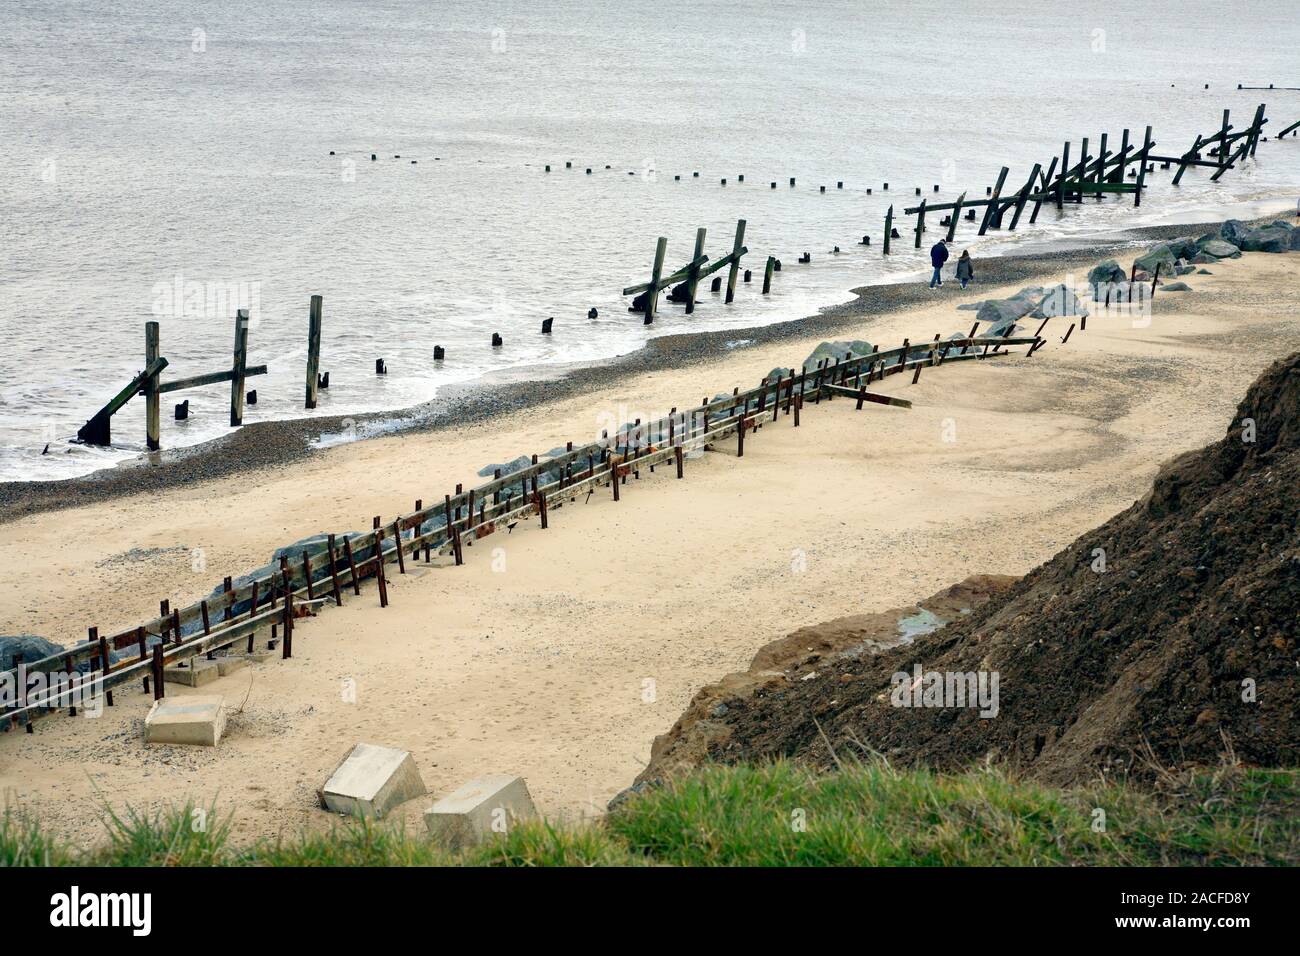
left=725, top=219, right=746, bottom=304
left=145, top=321, right=161, bottom=451
left=685, top=227, right=706, bottom=314
left=230, top=309, right=250, bottom=426
left=305, top=294, right=322, bottom=409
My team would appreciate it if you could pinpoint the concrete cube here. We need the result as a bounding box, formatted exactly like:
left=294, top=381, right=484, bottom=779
left=144, top=695, right=226, bottom=747
left=424, top=775, right=537, bottom=850
left=163, top=660, right=219, bottom=687
left=215, top=656, right=248, bottom=676
left=319, top=743, right=427, bottom=820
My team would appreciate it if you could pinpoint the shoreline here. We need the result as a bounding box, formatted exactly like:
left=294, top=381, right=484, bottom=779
left=0, top=211, right=1289, bottom=523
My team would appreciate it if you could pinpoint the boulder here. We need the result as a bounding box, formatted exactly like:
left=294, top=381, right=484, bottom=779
left=1219, top=219, right=1249, bottom=246
left=1236, top=221, right=1293, bottom=253
left=1, top=635, right=65, bottom=671
left=956, top=301, right=984, bottom=311
left=1196, top=268, right=1213, bottom=275
left=1176, top=264, right=1195, bottom=276
left=800, top=340, right=873, bottom=372
left=1197, top=239, right=1240, bottom=259
left=1030, top=283, right=1087, bottom=318
left=1167, top=237, right=1199, bottom=260
left=975, top=297, right=1037, bottom=331
left=1132, top=244, right=1178, bottom=279
left=1088, top=259, right=1126, bottom=287
left=1161, top=281, right=1192, bottom=292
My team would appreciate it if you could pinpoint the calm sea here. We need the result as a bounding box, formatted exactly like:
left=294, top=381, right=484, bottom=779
left=3, top=0, right=1299, bottom=481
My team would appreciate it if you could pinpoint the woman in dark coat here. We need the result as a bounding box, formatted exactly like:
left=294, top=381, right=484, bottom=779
left=956, top=250, right=974, bottom=289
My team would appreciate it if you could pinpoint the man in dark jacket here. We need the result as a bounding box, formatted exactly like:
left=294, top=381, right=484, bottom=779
left=929, top=239, right=950, bottom=288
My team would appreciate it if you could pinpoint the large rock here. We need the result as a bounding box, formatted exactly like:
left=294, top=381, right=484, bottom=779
left=1161, top=281, right=1192, bottom=292
left=1132, top=244, right=1178, bottom=279
left=1031, top=283, right=1087, bottom=318
left=424, top=775, right=538, bottom=850
left=1167, top=237, right=1199, bottom=261
left=1, top=635, right=65, bottom=671
left=1219, top=219, right=1249, bottom=246
left=1088, top=259, right=1126, bottom=286
left=1197, top=239, right=1241, bottom=259
left=1236, top=221, right=1293, bottom=253
left=319, top=743, right=428, bottom=820
left=975, top=297, right=1037, bottom=332
left=800, top=340, right=873, bottom=372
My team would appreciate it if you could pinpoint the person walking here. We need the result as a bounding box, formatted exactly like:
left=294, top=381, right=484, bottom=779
left=929, top=239, right=950, bottom=288
left=956, top=249, right=974, bottom=289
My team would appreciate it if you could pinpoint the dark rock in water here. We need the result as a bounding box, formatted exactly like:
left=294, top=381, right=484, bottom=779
left=1236, top=221, right=1293, bottom=253
left=1161, top=281, right=1192, bottom=292
left=1132, top=244, right=1178, bottom=279
left=1, top=634, right=65, bottom=671
left=1196, top=268, right=1213, bottom=275
left=975, top=297, right=1037, bottom=330
left=667, top=282, right=692, bottom=303
left=1088, top=258, right=1126, bottom=286
left=1198, top=239, right=1241, bottom=259
left=629, top=292, right=648, bottom=313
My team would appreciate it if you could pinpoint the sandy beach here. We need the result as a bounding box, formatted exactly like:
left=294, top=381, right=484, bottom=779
left=1, top=242, right=1297, bottom=847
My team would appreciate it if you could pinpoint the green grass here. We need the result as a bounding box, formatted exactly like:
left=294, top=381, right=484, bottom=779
left=3, top=760, right=1295, bottom=867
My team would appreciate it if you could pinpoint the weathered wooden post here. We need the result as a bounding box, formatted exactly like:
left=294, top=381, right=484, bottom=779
left=725, top=219, right=746, bottom=304
left=151, top=644, right=164, bottom=700
left=645, top=237, right=667, bottom=324
left=1008, top=163, right=1041, bottom=230
left=685, top=227, right=706, bottom=314
left=145, top=321, right=161, bottom=450
left=1057, top=142, right=1070, bottom=208
left=1134, top=126, right=1152, bottom=207
left=978, top=168, right=1009, bottom=235
left=762, top=255, right=775, bottom=294
left=230, top=309, right=249, bottom=426
left=305, top=295, right=323, bottom=409
left=913, top=198, right=927, bottom=248
left=883, top=205, right=894, bottom=255
left=946, top=192, right=966, bottom=242
left=1029, top=157, right=1058, bottom=224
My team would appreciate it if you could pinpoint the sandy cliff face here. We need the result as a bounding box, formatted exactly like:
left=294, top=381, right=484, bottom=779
left=624, top=354, right=1300, bottom=795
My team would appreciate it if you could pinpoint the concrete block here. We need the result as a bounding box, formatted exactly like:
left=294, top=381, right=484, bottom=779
left=215, top=656, right=248, bottom=676
left=424, top=775, right=537, bottom=850
left=163, top=660, right=219, bottom=687
left=144, top=695, right=226, bottom=747
left=319, top=743, right=427, bottom=820
left=240, top=648, right=274, bottom=663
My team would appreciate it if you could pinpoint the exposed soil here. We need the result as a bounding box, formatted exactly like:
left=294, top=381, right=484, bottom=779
left=627, top=353, right=1300, bottom=793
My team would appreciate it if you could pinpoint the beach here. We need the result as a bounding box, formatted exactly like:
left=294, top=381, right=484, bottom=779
left=2, top=228, right=1297, bottom=846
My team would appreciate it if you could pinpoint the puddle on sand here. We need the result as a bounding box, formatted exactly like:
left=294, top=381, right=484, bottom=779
left=896, top=608, right=947, bottom=644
